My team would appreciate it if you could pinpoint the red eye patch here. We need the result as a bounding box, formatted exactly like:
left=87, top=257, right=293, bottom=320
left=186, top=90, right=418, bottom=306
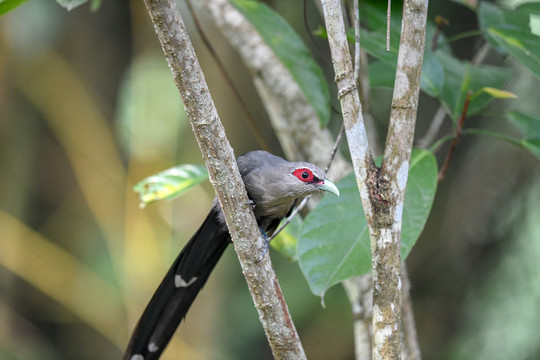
left=292, top=168, right=314, bottom=183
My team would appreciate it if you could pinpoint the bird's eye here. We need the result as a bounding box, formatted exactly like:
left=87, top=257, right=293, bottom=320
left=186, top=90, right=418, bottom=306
left=292, top=168, right=314, bottom=183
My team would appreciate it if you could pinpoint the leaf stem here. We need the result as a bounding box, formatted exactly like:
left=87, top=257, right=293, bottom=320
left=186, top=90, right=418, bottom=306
left=438, top=91, right=471, bottom=181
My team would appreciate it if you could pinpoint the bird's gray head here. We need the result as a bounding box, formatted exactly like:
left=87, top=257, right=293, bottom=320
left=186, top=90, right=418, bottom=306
left=237, top=151, right=340, bottom=218
left=282, top=162, right=340, bottom=199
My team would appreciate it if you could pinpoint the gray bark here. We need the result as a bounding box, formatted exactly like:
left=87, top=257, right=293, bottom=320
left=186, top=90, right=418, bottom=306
left=143, top=1, right=307, bottom=358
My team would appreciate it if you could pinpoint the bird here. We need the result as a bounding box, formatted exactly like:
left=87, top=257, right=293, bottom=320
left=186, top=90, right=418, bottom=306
left=123, top=150, right=340, bottom=360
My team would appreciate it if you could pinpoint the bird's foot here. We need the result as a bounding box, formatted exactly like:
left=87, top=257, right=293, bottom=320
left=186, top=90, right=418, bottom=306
left=255, top=227, right=270, bottom=262
left=247, top=199, right=256, bottom=210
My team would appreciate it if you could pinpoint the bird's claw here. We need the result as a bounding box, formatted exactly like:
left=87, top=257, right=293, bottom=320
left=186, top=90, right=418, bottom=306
left=247, top=199, right=256, bottom=210
left=255, top=227, right=270, bottom=262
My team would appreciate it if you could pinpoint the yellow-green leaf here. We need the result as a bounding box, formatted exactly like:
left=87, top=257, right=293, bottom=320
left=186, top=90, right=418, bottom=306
left=133, top=164, right=208, bottom=207
left=481, top=87, right=517, bottom=99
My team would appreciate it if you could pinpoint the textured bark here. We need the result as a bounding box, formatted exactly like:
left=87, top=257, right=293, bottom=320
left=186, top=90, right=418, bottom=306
left=142, top=1, right=306, bottom=358
left=373, top=1, right=429, bottom=359
left=319, top=0, right=375, bottom=220
left=320, top=0, right=428, bottom=359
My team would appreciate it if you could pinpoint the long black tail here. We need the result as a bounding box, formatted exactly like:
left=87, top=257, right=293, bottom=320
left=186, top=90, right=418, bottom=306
left=123, top=206, right=230, bottom=360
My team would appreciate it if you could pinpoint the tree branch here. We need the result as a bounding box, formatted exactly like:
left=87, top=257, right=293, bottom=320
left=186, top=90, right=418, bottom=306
left=320, top=0, right=375, bottom=220
left=374, top=0, right=428, bottom=358
left=348, top=0, right=381, bottom=156
left=321, top=0, right=428, bottom=358
left=142, top=1, right=306, bottom=358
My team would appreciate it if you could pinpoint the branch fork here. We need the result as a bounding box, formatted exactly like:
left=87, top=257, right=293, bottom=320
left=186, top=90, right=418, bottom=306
left=320, top=0, right=428, bottom=359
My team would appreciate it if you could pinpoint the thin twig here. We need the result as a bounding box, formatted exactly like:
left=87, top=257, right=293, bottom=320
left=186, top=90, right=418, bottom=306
left=325, top=124, right=346, bottom=173
left=353, top=0, right=361, bottom=82
left=269, top=124, right=345, bottom=241
left=320, top=0, right=374, bottom=220
left=438, top=91, right=471, bottom=181
left=402, top=264, right=422, bottom=360
left=416, top=106, right=447, bottom=149
left=386, top=0, right=391, bottom=51
left=184, top=0, right=271, bottom=152
left=343, top=275, right=374, bottom=360
left=472, top=41, right=490, bottom=65
left=346, top=0, right=381, bottom=157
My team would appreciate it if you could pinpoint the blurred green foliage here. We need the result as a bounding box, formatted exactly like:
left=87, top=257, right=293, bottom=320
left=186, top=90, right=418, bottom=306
left=0, top=1, right=539, bottom=360
left=452, top=180, right=540, bottom=360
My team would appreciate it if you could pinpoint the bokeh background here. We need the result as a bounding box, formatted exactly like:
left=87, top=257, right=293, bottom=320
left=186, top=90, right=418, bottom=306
left=1, top=1, right=540, bottom=359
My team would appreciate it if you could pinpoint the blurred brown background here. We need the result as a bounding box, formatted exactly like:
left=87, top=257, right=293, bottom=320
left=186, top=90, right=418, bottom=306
left=1, top=1, right=540, bottom=360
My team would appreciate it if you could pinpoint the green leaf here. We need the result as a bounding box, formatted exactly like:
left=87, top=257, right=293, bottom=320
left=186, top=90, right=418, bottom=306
left=507, top=110, right=540, bottom=136
left=298, top=149, right=438, bottom=297
left=133, top=165, right=209, bottom=207
left=401, top=150, right=438, bottom=257
left=478, top=2, right=540, bottom=80
left=521, top=137, right=540, bottom=160
left=357, top=3, right=449, bottom=97
left=230, top=0, right=331, bottom=126
left=362, top=38, right=445, bottom=96
left=516, top=2, right=540, bottom=15
left=436, top=53, right=513, bottom=120
left=362, top=0, right=403, bottom=31
left=368, top=61, right=395, bottom=88
left=359, top=28, right=399, bottom=66
left=0, top=0, right=28, bottom=15
left=421, top=50, right=445, bottom=97
left=270, top=216, right=303, bottom=262
left=354, top=0, right=402, bottom=67
left=369, top=52, right=445, bottom=94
